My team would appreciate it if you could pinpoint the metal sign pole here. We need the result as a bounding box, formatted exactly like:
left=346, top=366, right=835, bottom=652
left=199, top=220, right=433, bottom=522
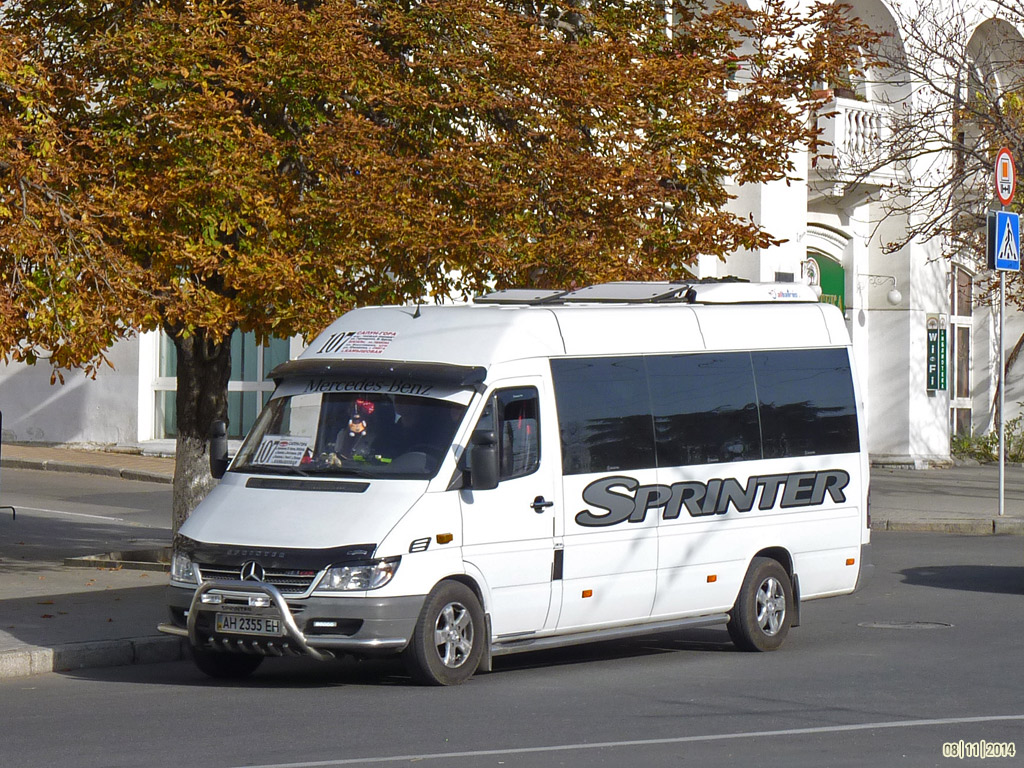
left=993, top=147, right=1017, bottom=518
left=1000, top=271, right=1006, bottom=517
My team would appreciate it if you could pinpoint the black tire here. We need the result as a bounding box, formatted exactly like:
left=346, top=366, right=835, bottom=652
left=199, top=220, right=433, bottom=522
left=404, top=581, right=485, bottom=685
left=190, top=645, right=264, bottom=680
left=727, top=557, right=793, bottom=652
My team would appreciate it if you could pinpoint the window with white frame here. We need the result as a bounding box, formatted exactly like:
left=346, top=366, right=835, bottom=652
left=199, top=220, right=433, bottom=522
left=949, top=265, right=973, bottom=437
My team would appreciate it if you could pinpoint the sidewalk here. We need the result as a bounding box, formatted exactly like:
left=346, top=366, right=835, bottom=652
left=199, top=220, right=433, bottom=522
left=1, top=444, right=1023, bottom=680
left=0, top=444, right=181, bottom=679
left=0, top=442, right=174, bottom=485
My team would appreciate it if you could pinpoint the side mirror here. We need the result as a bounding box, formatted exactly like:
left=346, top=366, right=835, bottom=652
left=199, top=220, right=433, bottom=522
left=468, top=428, right=499, bottom=492
left=209, top=419, right=229, bottom=479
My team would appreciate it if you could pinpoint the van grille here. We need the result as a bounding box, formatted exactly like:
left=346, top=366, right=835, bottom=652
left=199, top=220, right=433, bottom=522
left=196, top=564, right=319, bottom=595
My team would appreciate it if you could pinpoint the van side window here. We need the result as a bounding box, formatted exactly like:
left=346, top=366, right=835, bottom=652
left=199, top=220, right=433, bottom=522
left=496, top=388, right=541, bottom=480
left=647, top=353, right=761, bottom=465
left=752, top=348, right=860, bottom=458
left=552, top=349, right=859, bottom=473
left=550, top=358, right=655, bottom=475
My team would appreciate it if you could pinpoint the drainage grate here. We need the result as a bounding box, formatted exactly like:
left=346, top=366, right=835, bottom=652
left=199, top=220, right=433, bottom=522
left=858, top=621, right=954, bottom=630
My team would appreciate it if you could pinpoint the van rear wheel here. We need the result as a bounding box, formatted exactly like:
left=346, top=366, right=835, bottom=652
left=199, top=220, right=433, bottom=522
left=405, top=581, right=484, bottom=685
left=728, top=557, right=792, bottom=652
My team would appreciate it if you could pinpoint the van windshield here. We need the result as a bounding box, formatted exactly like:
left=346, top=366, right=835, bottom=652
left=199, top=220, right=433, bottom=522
left=232, top=387, right=468, bottom=480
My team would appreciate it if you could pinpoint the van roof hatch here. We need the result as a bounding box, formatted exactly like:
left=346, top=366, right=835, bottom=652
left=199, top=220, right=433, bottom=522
left=475, top=280, right=818, bottom=306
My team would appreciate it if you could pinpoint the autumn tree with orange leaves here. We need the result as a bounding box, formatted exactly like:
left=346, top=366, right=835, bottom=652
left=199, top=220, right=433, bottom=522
left=1, top=0, right=875, bottom=529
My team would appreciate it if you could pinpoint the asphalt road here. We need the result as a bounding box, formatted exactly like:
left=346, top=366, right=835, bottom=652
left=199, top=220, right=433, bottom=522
left=1, top=527, right=1022, bottom=768
left=0, top=467, right=172, bottom=560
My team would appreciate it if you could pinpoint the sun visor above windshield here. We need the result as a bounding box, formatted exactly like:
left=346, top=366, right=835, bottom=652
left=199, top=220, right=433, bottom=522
left=270, top=358, right=486, bottom=388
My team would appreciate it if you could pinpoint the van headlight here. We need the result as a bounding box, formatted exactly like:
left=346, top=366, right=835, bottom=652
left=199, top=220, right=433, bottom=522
left=314, top=557, right=400, bottom=592
left=171, top=551, right=198, bottom=585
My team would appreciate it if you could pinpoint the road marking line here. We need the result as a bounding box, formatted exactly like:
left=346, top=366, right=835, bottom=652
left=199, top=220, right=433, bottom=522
left=11, top=506, right=127, bottom=523
left=230, top=714, right=1024, bottom=768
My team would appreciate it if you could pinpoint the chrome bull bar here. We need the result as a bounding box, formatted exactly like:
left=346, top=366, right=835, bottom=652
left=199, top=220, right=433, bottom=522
left=185, top=579, right=333, bottom=662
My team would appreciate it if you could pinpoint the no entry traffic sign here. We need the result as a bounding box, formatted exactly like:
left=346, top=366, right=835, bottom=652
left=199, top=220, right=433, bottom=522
left=996, top=147, right=1016, bottom=206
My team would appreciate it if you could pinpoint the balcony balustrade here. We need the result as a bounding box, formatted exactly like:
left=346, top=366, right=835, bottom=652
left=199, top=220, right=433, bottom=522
left=811, top=96, right=903, bottom=204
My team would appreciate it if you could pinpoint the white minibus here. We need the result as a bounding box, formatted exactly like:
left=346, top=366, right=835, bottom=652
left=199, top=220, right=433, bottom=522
left=159, top=281, right=871, bottom=684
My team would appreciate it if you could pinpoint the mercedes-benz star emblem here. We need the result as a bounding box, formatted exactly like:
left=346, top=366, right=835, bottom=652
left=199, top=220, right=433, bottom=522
left=240, top=561, right=266, bottom=582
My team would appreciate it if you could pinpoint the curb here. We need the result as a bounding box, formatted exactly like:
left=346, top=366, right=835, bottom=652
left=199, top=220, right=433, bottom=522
left=0, top=636, right=188, bottom=680
left=0, top=457, right=171, bottom=484
left=64, top=549, right=171, bottom=571
left=871, top=518, right=1024, bottom=535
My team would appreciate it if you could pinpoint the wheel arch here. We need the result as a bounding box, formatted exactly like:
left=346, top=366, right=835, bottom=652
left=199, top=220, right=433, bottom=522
left=753, top=546, right=793, bottom=576
left=443, top=573, right=487, bottom=607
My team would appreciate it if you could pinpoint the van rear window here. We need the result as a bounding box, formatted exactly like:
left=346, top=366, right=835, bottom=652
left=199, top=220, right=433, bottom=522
left=752, top=348, right=859, bottom=458
left=551, top=348, right=859, bottom=475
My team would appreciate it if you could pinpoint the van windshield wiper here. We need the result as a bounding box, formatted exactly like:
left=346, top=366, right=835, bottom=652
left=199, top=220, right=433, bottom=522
left=300, top=464, right=377, bottom=478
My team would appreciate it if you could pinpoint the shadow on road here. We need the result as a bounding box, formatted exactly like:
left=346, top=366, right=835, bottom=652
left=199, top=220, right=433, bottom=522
left=899, top=565, right=1024, bottom=595
left=0, top=513, right=170, bottom=563
left=59, top=627, right=737, bottom=689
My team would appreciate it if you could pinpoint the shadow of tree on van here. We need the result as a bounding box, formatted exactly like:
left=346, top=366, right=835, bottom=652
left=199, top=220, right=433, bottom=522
left=899, top=565, right=1024, bottom=595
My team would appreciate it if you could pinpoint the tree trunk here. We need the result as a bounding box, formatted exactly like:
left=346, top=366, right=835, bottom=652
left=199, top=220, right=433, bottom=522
left=170, top=326, right=233, bottom=536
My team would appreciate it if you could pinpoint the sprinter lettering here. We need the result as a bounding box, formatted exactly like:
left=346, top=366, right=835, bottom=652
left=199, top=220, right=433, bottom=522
left=575, top=470, right=850, bottom=527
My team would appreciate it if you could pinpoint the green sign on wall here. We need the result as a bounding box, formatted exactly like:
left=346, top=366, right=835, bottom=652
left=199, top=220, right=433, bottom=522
left=808, top=253, right=846, bottom=313
left=926, top=314, right=947, bottom=391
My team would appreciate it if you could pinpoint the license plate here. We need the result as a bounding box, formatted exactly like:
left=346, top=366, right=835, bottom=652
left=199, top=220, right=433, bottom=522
left=215, top=613, right=282, bottom=636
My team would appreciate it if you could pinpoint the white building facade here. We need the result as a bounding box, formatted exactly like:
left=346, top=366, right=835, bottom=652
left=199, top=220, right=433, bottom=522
left=1, top=0, right=1021, bottom=467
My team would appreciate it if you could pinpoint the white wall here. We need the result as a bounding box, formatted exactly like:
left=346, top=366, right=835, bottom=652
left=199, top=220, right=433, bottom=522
left=0, top=337, right=140, bottom=446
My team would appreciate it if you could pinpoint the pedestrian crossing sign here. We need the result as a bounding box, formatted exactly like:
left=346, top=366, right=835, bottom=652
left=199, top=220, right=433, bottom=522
left=988, top=211, right=1021, bottom=272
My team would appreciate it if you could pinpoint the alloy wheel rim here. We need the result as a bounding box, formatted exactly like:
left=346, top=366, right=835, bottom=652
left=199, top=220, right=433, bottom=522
left=755, top=576, right=786, bottom=636
left=433, top=601, right=474, bottom=668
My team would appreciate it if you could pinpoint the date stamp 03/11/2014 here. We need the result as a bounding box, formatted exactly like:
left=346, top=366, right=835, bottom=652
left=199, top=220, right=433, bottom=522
left=942, top=741, right=1016, bottom=760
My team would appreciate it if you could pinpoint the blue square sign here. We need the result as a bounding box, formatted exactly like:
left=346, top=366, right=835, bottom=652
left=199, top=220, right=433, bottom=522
left=988, top=211, right=1021, bottom=271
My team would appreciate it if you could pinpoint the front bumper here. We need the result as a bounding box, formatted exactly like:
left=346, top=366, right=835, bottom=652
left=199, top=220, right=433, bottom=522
left=158, top=580, right=425, bottom=660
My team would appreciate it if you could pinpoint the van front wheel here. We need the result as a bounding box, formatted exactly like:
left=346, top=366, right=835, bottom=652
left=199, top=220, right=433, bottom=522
left=728, top=557, right=792, bottom=652
left=405, top=581, right=484, bottom=685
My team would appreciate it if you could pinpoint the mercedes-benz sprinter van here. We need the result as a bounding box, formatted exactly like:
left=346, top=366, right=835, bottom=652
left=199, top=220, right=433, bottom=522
left=159, top=281, right=870, bottom=685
